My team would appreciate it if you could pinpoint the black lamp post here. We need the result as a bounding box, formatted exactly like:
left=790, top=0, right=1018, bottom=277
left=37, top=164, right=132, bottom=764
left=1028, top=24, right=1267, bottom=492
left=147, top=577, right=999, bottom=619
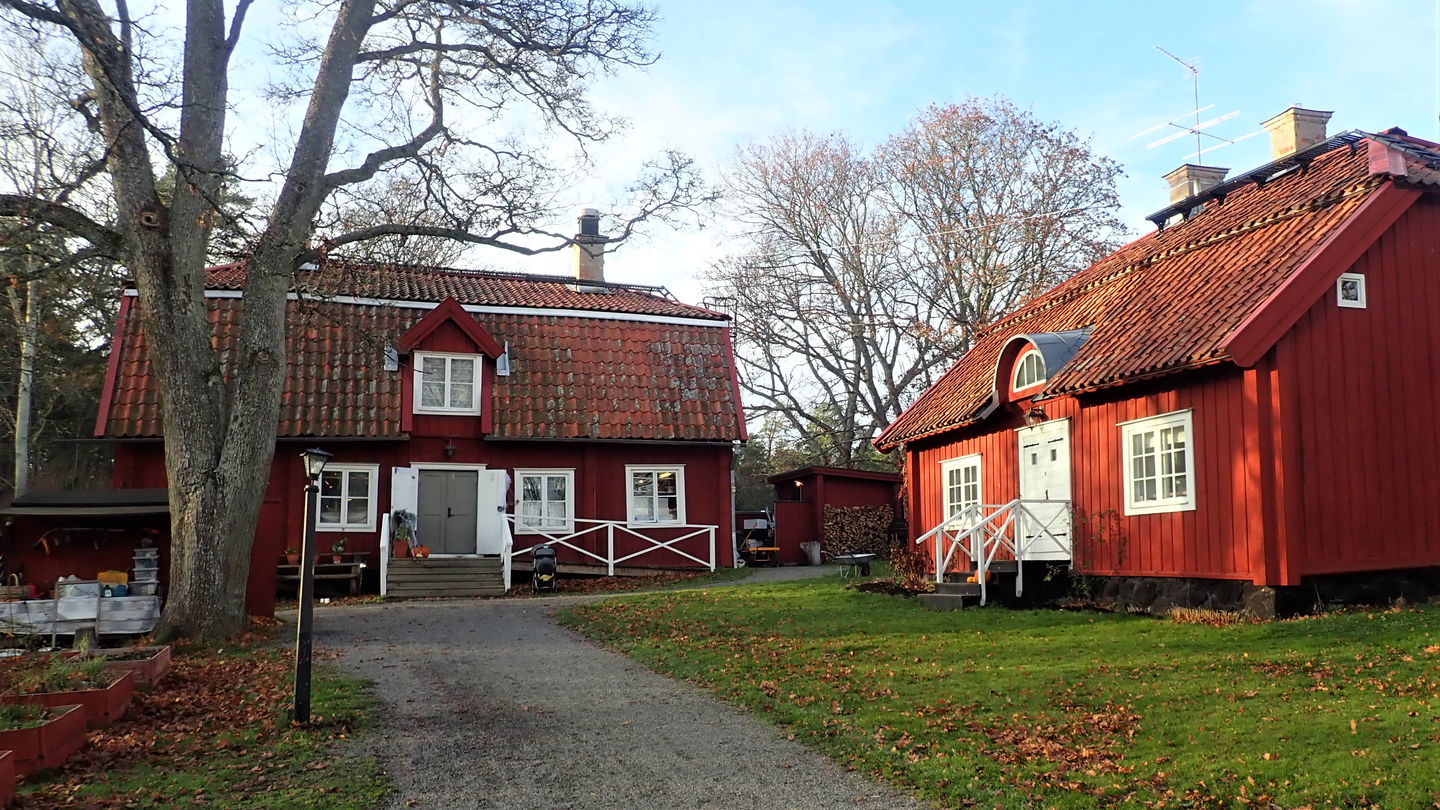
left=293, top=447, right=332, bottom=725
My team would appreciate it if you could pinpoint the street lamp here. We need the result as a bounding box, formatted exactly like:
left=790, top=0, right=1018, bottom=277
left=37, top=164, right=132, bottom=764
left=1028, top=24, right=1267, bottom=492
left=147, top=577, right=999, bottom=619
left=293, top=447, right=332, bottom=725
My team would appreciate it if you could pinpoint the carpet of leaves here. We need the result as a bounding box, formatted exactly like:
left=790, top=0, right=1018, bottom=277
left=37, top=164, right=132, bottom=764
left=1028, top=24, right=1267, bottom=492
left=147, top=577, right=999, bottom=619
left=15, top=622, right=384, bottom=809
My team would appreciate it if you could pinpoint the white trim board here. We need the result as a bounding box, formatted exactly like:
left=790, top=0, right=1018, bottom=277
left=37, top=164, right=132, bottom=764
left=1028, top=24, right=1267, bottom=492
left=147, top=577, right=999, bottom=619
left=124, top=288, right=730, bottom=328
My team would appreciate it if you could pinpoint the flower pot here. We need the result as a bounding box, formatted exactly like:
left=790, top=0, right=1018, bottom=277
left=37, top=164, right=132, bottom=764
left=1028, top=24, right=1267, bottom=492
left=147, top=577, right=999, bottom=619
left=4, top=671, right=137, bottom=729
left=285, top=554, right=300, bottom=565
left=392, top=542, right=410, bottom=558
left=331, top=555, right=343, bottom=564
left=93, top=645, right=172, bottom=688
left=0, top=704, right=87, bottom=777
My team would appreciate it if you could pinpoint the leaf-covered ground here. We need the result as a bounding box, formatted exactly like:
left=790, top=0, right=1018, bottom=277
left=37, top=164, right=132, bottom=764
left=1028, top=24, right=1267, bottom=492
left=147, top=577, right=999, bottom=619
left=14, top=624, right=388, bottom=809
left=561, top=577, right=1440, bottom=809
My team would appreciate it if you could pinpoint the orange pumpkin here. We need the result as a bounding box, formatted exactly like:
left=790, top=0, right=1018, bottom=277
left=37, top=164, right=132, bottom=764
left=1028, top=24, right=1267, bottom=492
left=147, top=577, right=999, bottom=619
left=413, top=545, right=431, bottom=559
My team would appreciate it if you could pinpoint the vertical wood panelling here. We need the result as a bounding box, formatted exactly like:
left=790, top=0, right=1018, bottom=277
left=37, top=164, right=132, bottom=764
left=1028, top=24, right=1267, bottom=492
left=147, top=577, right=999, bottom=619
left=907, top=368, right=1260, bottom=581
left=1275, top=199, right=1440, bottom=576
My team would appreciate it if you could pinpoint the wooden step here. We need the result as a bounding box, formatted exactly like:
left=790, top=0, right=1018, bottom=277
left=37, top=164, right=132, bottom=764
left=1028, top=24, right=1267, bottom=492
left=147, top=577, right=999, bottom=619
left=975, top=560, right=1019, bottom=574
left=935, top=581, right=982, bottom=597
left=385, top=557, right=507, bottom=599
left=919, top=593, right=974, bottom=611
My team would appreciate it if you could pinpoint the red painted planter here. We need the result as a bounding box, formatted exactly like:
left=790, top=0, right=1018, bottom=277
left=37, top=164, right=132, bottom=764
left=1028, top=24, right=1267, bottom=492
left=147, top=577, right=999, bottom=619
left=95, top=646, right=172, bottom=687
left=3, top=672, right=136, bottom=728
left=0, top=749, right=14, bottom=807
left=0, top=704, right=87, bottom=777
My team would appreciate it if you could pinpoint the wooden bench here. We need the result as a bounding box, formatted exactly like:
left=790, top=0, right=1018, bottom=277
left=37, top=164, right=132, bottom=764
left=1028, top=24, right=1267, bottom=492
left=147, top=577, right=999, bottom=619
left=275, top=552, right=369, bottom=595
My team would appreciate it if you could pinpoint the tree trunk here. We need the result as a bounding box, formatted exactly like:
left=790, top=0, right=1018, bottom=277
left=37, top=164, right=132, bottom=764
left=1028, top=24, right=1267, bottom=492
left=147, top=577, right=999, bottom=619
left=14, top=275, right=36, bottom=495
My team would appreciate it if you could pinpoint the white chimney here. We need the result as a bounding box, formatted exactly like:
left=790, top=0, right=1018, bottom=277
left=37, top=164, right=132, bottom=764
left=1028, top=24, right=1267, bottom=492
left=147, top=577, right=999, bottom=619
left=1262, top=106, right=1333, bottom=160
left=1163, top=164, right=1230, bottom=204
left=573, top=208, right=607, bottom=288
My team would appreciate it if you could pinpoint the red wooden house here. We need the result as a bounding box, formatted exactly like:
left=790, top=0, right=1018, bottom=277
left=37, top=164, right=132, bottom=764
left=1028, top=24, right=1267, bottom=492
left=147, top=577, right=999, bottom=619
left=766, top=466, right=902, bottom=565
left=876, top=109, right=1440, bottom=614
left=96, top=213, right=746, bottom=615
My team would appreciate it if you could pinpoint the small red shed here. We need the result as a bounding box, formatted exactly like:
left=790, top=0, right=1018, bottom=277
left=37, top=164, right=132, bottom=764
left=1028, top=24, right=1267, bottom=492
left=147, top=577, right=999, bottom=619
left=766, top=466, right=902, bottom=565
left=877, top=110, right=1440, bottom=613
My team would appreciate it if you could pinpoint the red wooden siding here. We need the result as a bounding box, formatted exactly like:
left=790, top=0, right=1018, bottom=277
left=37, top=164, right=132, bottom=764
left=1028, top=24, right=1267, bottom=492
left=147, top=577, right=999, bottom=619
left=1272, top=198, right=1440, bottom=577
left=770, top=471, right=900, bottom=565
left=909, top=368, right=1268, bottom=582
left=112, top=436, right=736, bottom=614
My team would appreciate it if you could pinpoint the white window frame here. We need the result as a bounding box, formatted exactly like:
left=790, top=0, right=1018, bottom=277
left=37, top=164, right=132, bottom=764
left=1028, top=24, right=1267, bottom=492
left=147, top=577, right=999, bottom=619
left=413, top=351, right=482, bottom=415
left=317, top=463, right=380, bottom=532
left=1337, top=272, right=1367, bottom=309
left=940, top=454, right=982, bottom=521
left=1119, top=410, right=1196, bottom=516
left=625, top=465, right=686, bottom=526
left=1012, top=348, right=1047, bottom=391
left=513, top=468, right=575, bottom=535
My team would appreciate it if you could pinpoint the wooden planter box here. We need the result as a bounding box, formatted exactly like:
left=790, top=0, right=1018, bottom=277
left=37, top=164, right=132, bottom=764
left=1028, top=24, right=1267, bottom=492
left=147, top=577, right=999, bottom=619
left=3, top=672, right=136, bottom=729
left=0, top=749, right=13, bottom=807
left=94, top=645, right=172, bottom=687
left=0, top=704, right=87, bottom=777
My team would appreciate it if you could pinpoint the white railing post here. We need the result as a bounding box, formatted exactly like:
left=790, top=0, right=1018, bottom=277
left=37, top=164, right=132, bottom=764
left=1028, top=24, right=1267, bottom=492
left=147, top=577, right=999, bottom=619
left=708, top=527, right=716, bottom=571
left=501, top=518, right=513, bottom=592
left=379, top=511, right=391, bottom=597
left=607, top=524, right=615, bottom=576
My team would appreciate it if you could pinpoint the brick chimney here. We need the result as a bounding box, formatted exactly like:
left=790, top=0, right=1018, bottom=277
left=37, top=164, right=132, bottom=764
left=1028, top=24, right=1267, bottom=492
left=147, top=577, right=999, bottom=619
left=1163, top=164, right=1230, bottom=204
left=1261, top=106, right=1333, bottom=160
left=572, top=208, right=606, bottom=287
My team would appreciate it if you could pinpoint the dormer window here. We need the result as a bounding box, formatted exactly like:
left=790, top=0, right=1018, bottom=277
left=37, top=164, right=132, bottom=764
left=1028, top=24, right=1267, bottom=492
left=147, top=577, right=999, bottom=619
left=414, top=352, right=481, bottom=414
left=1012, top=349, right=1046, bottom=391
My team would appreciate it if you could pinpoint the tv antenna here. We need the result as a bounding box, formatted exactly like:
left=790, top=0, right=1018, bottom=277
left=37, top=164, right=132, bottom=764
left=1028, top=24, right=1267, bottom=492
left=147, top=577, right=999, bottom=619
left=1130, top=46, right=1261, bottom=163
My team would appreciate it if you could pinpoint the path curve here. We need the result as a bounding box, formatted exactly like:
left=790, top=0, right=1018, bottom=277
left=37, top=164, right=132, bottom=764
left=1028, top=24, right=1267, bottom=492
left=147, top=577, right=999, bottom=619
left=317, top=567, right=924, bottom=809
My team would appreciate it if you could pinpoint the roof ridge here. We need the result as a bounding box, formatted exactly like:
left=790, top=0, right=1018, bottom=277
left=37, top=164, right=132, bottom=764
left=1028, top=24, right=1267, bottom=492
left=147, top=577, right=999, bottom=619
left=978, top=176, right=1382, bottom=337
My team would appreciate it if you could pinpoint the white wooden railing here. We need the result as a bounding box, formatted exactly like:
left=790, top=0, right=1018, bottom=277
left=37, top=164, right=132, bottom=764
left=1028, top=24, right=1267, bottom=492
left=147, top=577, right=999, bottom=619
left=379, top=511, right=391, bottom=597
left=914, top=499, right=1072, bottom=606
left=504, top=516, right=718, bottom=576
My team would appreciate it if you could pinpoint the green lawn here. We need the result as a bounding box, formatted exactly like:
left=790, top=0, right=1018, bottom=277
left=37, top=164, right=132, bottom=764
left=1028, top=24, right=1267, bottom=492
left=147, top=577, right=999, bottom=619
left=561, top=575, right=1440, bottom=809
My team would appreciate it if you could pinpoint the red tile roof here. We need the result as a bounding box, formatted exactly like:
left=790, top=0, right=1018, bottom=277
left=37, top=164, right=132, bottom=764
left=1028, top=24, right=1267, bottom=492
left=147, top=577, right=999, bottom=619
left=205, top=261, right=727, bottom=321
left=877, top=131, right=1440, bottom=450
left=103, top=267, right=744, bottom=442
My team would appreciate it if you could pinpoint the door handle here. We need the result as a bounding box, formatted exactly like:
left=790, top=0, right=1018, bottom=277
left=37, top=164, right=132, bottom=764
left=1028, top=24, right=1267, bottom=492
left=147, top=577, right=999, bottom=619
left=446, top=507, right=453, bottom=518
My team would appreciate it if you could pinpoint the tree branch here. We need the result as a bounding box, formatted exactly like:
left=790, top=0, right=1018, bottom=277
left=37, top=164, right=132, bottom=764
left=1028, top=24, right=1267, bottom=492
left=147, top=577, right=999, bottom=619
left=0, top=194, right=123, bottom=253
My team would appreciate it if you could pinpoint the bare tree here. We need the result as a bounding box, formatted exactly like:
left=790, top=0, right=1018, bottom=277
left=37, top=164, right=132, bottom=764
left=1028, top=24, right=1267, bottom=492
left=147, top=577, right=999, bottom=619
left=711, top=98, right=1123, bottom=464
left=0, top=0, right=707, bottom=640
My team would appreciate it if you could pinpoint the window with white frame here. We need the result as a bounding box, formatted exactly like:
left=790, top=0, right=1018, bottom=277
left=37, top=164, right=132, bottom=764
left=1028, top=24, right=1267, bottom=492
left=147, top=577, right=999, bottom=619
left=1013, top=349, right=1046, bottom=390
left=514, top=469, right=574, bottom=534
left=317, top=464, right=379, bottom=531
left=414, top=352, right=481, bottom=414
left=1337, top=272, right=1367, bottom=309
left=627, top=465, right=685, bottom=524
left=941, top=455, right=982, bottom=519
left=1120, top=410, right=1195, bottom=515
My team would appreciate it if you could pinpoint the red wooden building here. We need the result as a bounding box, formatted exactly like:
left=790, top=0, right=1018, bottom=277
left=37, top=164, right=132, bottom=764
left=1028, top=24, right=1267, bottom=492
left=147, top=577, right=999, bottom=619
left=877, top=109, right=1440, bottom=612
left=96, top=214, right=746, bottom=615
left=766, top=466, right=902, bottom=565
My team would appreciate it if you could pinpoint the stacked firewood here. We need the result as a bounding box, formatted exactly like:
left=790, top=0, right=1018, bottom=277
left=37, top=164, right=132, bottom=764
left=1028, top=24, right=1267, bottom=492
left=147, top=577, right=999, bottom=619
left=822, top=505, right=894, bottom=557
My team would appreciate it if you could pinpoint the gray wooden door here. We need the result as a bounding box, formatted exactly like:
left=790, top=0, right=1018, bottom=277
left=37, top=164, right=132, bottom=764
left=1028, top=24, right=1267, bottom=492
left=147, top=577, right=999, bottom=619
left=418, top=469, right=479, bottom=554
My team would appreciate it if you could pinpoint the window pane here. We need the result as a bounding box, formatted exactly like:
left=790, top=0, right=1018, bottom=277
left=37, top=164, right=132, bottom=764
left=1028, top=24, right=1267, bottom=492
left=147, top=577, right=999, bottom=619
left=319, top=496, right=341, bottom=524
left=547, top=476, right=567, bottom=501
left=321, top=471, right=342, bottom=497
left=1144, top=479, right=1157, bottom=501
left=658, top=496, right=679, bottom=522
left=656, top=471, right=677, bottom=495
left=631, top=497, right=654, bottom=521
left=346, top=498, right=369, bottom=524
left=421, top=382, right=446, bottom=408
left=632, top=473, right=653, bottom=496
left=348, top=470, right=369, bottom=493
left=448, top=382, right=473, bottom=409
left=450, top=358, right=474, bottom=383
left=521, top=476, right=541, bottom=501
left=545, top=501, right=566, bottom=521
left=521, top=501, right=541, bottom=521
left=422, top=357, right=446, bottom=380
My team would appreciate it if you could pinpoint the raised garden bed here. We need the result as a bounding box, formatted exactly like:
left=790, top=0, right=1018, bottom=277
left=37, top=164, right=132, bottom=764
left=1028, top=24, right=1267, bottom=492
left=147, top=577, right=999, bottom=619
left=0, top=703, right=86, bottom=777
left=86, top=646, right=172, bottom=687
left=3, top=671, right=136, bottom=729
left=0, top=749, right=13, bottom=806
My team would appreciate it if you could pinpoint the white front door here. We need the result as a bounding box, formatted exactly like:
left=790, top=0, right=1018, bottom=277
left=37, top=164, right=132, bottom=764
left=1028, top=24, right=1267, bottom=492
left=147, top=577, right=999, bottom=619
left=1016, top=419, right=1072, bottom=560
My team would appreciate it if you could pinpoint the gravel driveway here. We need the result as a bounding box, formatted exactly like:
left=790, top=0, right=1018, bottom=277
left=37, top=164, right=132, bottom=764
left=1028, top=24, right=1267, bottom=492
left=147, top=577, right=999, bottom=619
left=317, top=568, right=925, bottom=809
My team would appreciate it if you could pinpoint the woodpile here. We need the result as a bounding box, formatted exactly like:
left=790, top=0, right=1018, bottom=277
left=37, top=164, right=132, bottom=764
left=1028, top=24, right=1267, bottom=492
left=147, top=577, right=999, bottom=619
left=823, top=505, right=894, bottom=557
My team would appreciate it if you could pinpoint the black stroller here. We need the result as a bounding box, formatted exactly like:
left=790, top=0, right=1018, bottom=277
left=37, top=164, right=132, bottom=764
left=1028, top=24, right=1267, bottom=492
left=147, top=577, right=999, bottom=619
left=531, top=544, right=559, bottom=592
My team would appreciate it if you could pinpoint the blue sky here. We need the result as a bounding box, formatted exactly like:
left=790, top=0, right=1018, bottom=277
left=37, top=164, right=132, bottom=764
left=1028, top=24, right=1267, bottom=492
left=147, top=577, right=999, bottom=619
left=488, top=0, right=1439, bottom=301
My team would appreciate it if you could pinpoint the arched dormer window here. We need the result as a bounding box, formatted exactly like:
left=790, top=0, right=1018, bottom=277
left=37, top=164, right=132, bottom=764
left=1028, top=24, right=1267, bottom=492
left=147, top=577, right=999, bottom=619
left=1012, top=349, right=1046, bottom=391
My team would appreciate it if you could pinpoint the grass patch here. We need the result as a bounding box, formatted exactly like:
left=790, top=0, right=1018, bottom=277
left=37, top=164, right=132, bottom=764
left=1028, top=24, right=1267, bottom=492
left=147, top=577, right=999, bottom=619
left=20, top=627, right=389, bottom=809
left=507, top=565, right=753, bottom=597
left=562, top=575, right=1440, bottom=808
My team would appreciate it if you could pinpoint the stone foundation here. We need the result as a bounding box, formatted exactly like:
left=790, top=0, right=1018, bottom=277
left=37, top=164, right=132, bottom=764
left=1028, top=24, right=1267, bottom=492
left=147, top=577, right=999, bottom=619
left=1068, top=567, right=1440, bottom=618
